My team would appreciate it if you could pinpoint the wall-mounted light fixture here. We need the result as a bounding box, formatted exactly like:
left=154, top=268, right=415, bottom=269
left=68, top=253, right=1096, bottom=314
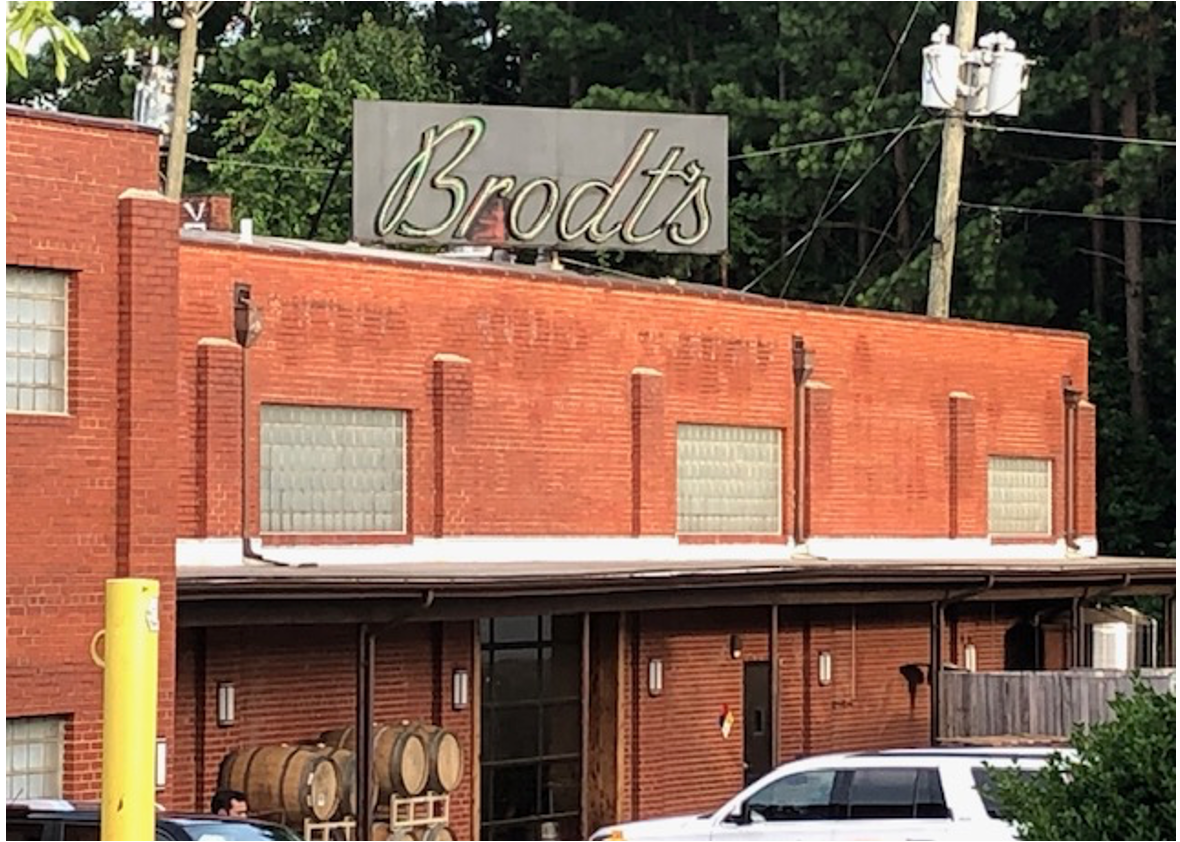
left=963, top=643, right=978, bottom=673
left=729, top=635, right=744, bottom=660
left=452, top=668, right=470, bottom=710
left=648, top=658, right=664, bottom=696
left=818, top=651, right=833, bottom=686
left=217, top=682, right=236, bottom=727
left=155, top=738, right=167, bottom=790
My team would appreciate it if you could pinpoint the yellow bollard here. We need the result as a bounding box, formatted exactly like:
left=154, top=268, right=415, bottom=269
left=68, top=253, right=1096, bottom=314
left=97, top=578, right=160, bottom=842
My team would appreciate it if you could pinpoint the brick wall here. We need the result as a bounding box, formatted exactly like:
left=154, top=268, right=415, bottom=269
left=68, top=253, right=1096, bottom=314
left=616, top=602, right=1024, bottom=823
left=5, top=108, right=170, bottom=801
left=175, top=241, right=1091, bottom=544
left=172, top=622, right=476, bottom=838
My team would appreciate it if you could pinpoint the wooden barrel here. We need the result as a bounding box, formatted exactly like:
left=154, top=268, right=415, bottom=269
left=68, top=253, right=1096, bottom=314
left=320, top=724, right=429, bottom=798
left=219, top=744, right=340, bottom=822
left=408, top=725, right=463, bottom=793
left=305, top=744, right=378, bottom=820
left=416, top=825, right=453, bottom=841
left=387, top=828, right=415, bottom=841
left=370, top=821, right=393, bottom=841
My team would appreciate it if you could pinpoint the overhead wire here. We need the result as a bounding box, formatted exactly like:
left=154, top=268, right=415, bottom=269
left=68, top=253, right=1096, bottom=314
left=774, top=1, right=925, bottom=298
left=866, top=0, right=923, bottom=116
left=840, top=137, right=941, bottom=306
left=729, top=121, right=938, bottom=162
left=739, top=113, right=928, bottom=294
left=965, top=121, right=1177, bottom=148
left=960, top=200, right=1176, bottom=226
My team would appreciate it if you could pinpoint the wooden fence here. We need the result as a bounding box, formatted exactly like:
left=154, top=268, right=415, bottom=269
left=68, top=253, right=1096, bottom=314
left=939, top=669, right=1176, bottom=742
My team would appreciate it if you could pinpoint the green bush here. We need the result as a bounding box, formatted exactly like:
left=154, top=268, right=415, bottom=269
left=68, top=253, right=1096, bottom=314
left=987, top=681, right=1176, bottom=841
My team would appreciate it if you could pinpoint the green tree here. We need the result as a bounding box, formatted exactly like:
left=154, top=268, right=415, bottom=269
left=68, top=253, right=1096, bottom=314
left=986, top=682, right=1176, bottom=841
left=206, top=11, right=452, bottom=241
left=6, top=0, right=89, bottom=82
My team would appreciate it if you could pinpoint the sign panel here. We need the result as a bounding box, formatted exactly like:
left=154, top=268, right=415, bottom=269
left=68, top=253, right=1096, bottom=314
left=352, top=101, right=728, bottom=253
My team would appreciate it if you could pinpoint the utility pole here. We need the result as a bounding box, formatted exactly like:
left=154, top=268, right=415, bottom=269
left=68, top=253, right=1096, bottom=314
left=925, top=0, right=978, bottom=318
left=164, top=1, right=199, bottom=200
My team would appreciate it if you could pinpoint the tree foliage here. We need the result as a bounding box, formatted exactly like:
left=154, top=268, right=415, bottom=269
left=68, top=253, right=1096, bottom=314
left=6, top=1, right=89, bottom=82
left=986, top=682, right=1176, bottom=841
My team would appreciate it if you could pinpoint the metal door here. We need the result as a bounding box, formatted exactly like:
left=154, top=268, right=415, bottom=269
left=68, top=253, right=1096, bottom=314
left=743, top=661, right=773, bottom=785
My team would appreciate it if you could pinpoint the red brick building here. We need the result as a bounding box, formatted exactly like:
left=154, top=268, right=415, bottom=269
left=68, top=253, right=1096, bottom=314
left=5, top=106, right=1175, bottom=841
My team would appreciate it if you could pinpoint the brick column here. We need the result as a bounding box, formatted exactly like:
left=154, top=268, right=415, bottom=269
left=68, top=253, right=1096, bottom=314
left=630, top=367, right=670, bottom=536
left=1076, top=399, right=1097, bottom=540
left=948, top=391, right=985, bottom=538
left=803, top=382, right=832, bottom=537
left=196, top=339, right=243, bottom=537
left=432, top=354, right=473, bottom=537
left=116, top=188, right=179, bottom=803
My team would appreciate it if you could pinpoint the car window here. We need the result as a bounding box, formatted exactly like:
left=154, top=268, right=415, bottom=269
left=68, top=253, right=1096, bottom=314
left=167, top=819, right=302, bottom=841
left=972, top=765, right=1036, bottom=819
left=6, top=819, right=46, bottom=840
left=61, top=821, right=100, bottom=840
left=746, top=769, right=838, bottom=821
left=845, top=767, right=949, bottom=820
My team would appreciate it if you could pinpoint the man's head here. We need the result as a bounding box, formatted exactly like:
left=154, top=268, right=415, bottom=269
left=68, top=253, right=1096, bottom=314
left=211, top=789, right=248, bottom=818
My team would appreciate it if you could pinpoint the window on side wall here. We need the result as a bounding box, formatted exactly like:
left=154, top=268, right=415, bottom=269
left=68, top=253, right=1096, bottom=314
left=261, top=405, right=407, bottom=533
left=6, top=716, right=65, bottom=800
left=677, top=423, right=782, bottom=535
left=6, top=266, right=68, bottom=414
left=987, top=456, right=1052, bottom=536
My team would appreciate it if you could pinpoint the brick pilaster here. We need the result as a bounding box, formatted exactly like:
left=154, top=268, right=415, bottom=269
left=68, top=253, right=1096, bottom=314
left=631, top=367, right=669, bottom=536
left=948, top=391, right=985, bottom=538
left=803, top=382, right=832, bottom=537
left=432, top=354, right=473, bottom=537
left=117, top=187, right=179, bottom=803
left=196, top=339, right=243, bottom=537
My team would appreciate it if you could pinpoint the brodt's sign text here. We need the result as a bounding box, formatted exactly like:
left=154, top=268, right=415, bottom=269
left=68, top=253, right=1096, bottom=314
left=353, top=102, right=727, bottom=254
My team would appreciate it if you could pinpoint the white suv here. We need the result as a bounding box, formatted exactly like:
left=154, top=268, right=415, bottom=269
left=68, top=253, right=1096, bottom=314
left=590, top=747, right=1063, bottom=841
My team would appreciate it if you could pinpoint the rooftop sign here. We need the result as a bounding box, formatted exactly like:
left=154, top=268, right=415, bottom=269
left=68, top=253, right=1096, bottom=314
left=352, top=101, right=728, bottom=254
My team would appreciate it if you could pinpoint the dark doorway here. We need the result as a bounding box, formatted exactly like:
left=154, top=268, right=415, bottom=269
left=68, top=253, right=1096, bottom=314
left=1004, top=621, right=1040, bottom=670
left=743, top=661, right=773, bottom=785
left=480, top=616, right=581, bottom=841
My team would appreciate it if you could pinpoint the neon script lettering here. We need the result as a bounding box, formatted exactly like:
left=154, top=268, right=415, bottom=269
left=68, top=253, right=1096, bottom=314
left=375, top=117, right=713, bottom=247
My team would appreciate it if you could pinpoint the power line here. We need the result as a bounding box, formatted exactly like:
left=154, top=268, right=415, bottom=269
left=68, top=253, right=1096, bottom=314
left=729, top=121, right=938, bottom=162
left=960, top=200, right=1176, bottom=226
left=739, top=113, right=927, bottom=296
left=187, top=152, right=346, bottom=175
left=866, top=0, right=923, bottom=116
left=778, top=8, right=925, bottom=300
left=871, top=214, right=936, bottom=310
left=966, top=121, right=1177, bottom=148
left=841, top=137, right=941, bottom=306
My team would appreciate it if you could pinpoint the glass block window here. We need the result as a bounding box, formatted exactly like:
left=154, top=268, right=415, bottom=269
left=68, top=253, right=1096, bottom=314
left=988, top=456, right=1052, bottom=535
left=261, top=405, right=406, bottom=533
left=6, top=717, right=64, bottom=800
left=677, top=423, right=782, bottom=534
left=6, top=266, right=67, bottom=413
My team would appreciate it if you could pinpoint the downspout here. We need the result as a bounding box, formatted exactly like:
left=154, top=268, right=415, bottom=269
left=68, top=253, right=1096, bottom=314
left=792, top=337, right=815, bottom=548
left=233, top=284, right=307, bottom=569
left=932, top=576, right=995, bottom=744
left=769, top=604, right=780, bottom=764
left=1063, top=377, right=1082, bottom=551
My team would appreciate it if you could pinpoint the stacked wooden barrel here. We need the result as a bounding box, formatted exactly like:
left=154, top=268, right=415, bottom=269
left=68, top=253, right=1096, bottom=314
left=218, top=720, right=462, bottom=837
left=218, top=744, right=341, bottom=824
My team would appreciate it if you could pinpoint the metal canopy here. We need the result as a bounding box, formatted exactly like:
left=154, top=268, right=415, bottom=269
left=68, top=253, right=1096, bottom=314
left=176, top=555, right=1176, bottom=628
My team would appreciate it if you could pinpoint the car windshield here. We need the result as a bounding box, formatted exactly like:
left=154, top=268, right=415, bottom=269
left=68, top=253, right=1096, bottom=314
left=165, top=818, right=301, bottom=841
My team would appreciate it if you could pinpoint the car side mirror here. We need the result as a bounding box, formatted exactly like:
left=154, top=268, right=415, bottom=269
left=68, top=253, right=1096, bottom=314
left=724, top=803, right=752, bottom=826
